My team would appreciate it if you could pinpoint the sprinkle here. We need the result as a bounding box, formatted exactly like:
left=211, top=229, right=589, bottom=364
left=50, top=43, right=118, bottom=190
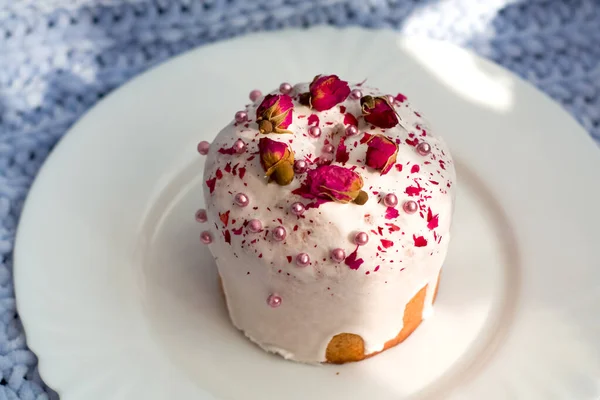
left=218, top=146, right=237, bottom=155
left=380, top=239, right=394, bottom=248
left=307, top=114, right=320, bottom=126
left=219, top=210, right=230, bottom=226
left=385, top=207, right=399, bottom=219
left=405, top=183, right=424, bottom=197
left=427, top=208, right=439, bottom=230
left=223, top=230, right=231, bottom=244
left=395, top=93, right=407, bottom=103
left=413, top=235, right=427, bottom=247
left=344, top=246, right=364, bottom=270
left=405, top=138, right=419, bottom=147
left=343, top=113, right=358, bottom=126
left=206, top=178, right=217, bottom=193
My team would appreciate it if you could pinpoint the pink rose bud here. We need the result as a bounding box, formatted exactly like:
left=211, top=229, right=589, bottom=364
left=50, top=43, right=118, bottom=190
left=360, top=95, right=399, bottom=129
left=256, top=94, right=294, bottom=134
left=364, top=134, right=398, bottom=175
left=300, top=74, right=351, bottom=112
left=292, top=165, right=368, bottom=205
left=258, top=137, right=295, bottom=185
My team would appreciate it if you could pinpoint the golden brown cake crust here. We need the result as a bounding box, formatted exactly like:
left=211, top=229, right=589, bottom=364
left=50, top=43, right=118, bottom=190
left=219, top=273, right=441, bottom=364
left=325, top=272, right=441, bottom=364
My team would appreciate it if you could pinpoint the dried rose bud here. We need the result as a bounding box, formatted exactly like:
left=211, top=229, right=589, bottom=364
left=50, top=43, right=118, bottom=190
left=364, top=134, right=398, bottom=175
left=256, top=94, right=294, bottom=134
left=258, top=137, right=295, bottom=185
left=360, top=95, right=399, bottom=129
left=301, top=75, right=351, bottom=112
left=292, top=164, right=368, bottom=205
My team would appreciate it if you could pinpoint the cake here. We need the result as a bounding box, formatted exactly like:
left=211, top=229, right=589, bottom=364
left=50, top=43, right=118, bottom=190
left=196, top=75, right=456, bottom=364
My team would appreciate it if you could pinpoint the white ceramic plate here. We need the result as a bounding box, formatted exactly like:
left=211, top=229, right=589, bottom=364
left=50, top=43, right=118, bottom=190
left=14, top=27, right=600, bottom=400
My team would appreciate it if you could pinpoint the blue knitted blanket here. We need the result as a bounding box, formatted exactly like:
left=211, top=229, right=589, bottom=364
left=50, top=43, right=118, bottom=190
left=1, top=0, right=599, bottom=398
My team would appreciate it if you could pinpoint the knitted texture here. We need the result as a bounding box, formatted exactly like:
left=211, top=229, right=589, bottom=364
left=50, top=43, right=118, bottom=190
left=1, top=0, right=599, bottom=397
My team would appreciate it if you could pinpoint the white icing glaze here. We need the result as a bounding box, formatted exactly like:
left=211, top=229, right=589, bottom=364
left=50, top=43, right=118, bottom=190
left=422, top=274, right=440, bottom=320
left=201, top=81, right=456, bottom=363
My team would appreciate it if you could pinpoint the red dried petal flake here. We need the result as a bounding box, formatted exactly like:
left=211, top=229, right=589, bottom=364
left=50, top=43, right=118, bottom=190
left=216, top=169, right=223, bottom=179
left=385, top=223, right=401, bottom=232
left=411, top=165, right=420, bottom=173
left=223, top=230, right=231, bottom=244
left=219, top=210, right=230, bottom=227
left=314, top=156, right=333, bottom=166
left=218, top=147, right=237, bottom=155
left=413, top=235, right=427, bottom=247
left=427, top=208, right=439, bottom=230
left=380, top=239, right=394, bottom=248
left=385, top=207, right=399, bottom=219
left=307, top=114, right=320, bottom=127
left=335, top=137, right=350, bottom=164
left=343, top=113, right=358, bottom=126
left=232, top=226, right=244, bottom=235
left=206, top=177, right=217, bottom=193
left=345, top=246, right=364, bottom=270
left=405, top=182, right=424, bottom=197
left=360, top=133, right=372, bottom=144
left=304, top=199, right=328, bottom=210
left=238, top=167, right=246, bottom=179
left=405, top=138, right=419, bottom=147
left=395, top=93, right=407, bottom=103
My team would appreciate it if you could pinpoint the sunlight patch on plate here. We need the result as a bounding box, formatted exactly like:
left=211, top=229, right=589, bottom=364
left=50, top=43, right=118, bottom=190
left=397, top=38, right=514, bottom=112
